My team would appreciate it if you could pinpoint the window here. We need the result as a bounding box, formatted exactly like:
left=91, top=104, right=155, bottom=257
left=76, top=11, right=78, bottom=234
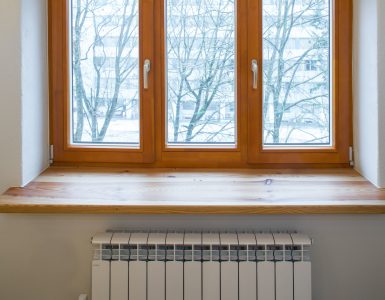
left=71, top=0, right=140, bottom=146
left=166, top=0, right=236, bottom=146
left=49, top=0, right=352, bottom=166
left=262, top=1, right=330, bottom=146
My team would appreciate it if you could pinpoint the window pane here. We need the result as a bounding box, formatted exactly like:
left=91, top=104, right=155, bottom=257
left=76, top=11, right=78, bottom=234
left=262, top=0, right=331, bottom=146
left=71, top=0, right=139, bottom=145
left=166, top=0, right=236, bottom=145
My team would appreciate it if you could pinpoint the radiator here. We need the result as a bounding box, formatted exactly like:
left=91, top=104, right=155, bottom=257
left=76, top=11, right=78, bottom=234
left=91, top=232, right=311, bottom=300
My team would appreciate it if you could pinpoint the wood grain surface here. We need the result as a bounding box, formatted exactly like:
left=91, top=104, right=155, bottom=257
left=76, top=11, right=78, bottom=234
left=1, top=167, right=385, bottom=214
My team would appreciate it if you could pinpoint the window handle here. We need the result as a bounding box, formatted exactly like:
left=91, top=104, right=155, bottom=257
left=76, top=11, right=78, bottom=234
left=251, top=59, right=258, bottom=90
left=143, top=59, right=151, bottom=90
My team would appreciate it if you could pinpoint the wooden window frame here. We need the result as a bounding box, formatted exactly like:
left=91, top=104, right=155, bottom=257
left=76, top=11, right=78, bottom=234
left=49, top=0, right=352, bottom=167
left=247, top=0, right=353, bottom=165
left=154, top=0, right=247, bottom=167
left=49, top=0, right=155, bottom=164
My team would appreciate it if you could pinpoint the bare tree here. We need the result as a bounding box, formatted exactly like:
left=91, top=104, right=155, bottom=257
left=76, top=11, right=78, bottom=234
left=72, top=0, right=330, bottom=145
left=263, top=0, right=330, bottom=144
left=72, top=0, right=138, bottom=142
left=167, top=0, right=236, bottom=143
left=72, top=0, right=90, bottom=141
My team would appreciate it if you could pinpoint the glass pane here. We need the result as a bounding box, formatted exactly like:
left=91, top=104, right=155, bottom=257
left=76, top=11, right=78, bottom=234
left=71, top=0, right=139, bottom=145
left=262, top=0, right=331, bottom=146
left=166, top=0, right=236, bottom=145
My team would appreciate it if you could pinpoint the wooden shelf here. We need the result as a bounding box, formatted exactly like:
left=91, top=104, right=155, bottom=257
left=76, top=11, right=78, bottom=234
left=1, top=167, right=385, bottom=214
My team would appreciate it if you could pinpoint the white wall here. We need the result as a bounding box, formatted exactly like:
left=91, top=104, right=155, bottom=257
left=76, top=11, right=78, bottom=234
left=353, top=0, right=385, bottom=188
left=0, top=0, right=49, bottom=194
left=0, top=214, right=385, bottom=300
left=353, top=0, right=380, bottom=185
left=20, top=0, right=49, bottom=186
left=0, top=0, right=22, bottom=193
left=0, top=1, right=385, bottom=300
left=377, top=0, right=385, bottom=188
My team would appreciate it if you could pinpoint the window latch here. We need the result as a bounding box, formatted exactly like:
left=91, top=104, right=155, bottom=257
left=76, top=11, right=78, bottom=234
left=251, top=59, right=258, bottom=90
left=143, top=59, right=151, bottom=90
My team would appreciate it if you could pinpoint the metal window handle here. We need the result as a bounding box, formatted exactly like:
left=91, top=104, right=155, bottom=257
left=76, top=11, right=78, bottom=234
left=251, top=59, right=258, bottom=90
left=143, top=59, right=151, bottom=90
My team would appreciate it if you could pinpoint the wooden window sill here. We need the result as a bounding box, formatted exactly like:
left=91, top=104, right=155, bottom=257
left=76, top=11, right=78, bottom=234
left=0, top=167, right=385, bottom=214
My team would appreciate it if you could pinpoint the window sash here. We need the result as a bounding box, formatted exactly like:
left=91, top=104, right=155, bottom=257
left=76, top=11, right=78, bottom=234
left=246, top=0, right=352, bottom=164
left=49, top=0, right=155, bottom=163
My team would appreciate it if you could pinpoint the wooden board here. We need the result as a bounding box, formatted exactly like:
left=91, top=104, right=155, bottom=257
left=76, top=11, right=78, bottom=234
left=0, top=167, right=385, bottom=214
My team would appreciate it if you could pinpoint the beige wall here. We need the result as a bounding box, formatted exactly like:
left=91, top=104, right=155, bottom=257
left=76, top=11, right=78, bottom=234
left=1, top=214, right=385, bottom=300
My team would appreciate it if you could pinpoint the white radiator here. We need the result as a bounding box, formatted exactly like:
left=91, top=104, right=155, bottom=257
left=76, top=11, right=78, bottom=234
left=91, top=232, right=312, bottom=300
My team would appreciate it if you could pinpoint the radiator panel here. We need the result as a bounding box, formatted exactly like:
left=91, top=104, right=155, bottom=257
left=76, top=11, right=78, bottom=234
left=276, top=262, right=294, bottom=300
left=92, top=260, right=110, bottom=300
left=111, top=261, right=128, bottom=300
left=184, top=262, right=201, bottom=300
left=166, top=262, right=183, bottom=300
left=91, top=231, right=312, bottom=300
left=239, top=262, right=257, bottom=300
left=129, top=261, right=147, bottom=300
left=294, top=262, right=312, bottom=300
left=221, top=262, right=238, bottom=300
left=148, top=262, right=165, bottom=300
left=258, top=262, right=275, bottom=300
left=203, top=261, right=220, bottom=300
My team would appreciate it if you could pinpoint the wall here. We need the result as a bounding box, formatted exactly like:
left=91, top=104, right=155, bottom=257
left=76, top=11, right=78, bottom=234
left=0, top=0, right=22, bottom=193
left=0, top=0, right=49, bottom=194
left=20, top=0, right=49, bottom=186
left=0, top=1, right=385, bottom=300
left=353, top=0, right=385, bottom=187
left=0, top=214, right=385, bottom=300
left=352, top=0, right=380, bottom=186
left=377, top=0, right=385, bottom=188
